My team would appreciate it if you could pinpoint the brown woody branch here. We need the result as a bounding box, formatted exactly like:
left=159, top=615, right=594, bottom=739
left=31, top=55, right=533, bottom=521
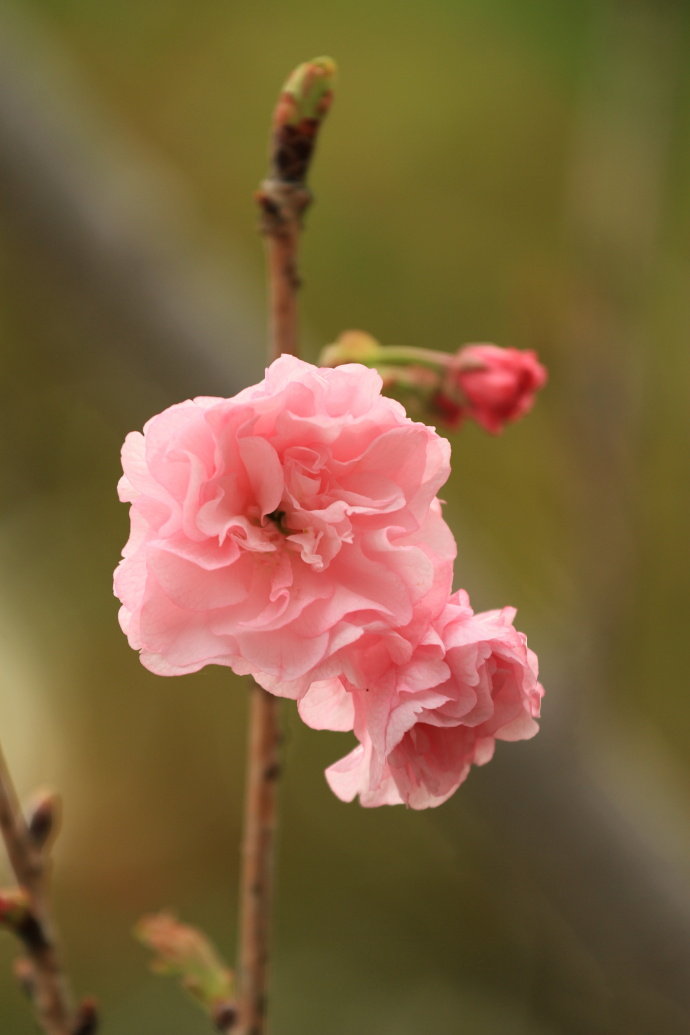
left=0, top=744, right=97, bottom=1035
left=233, top=684, right=282, bottom=1035
left=232, top=58, right=335, bottom=1035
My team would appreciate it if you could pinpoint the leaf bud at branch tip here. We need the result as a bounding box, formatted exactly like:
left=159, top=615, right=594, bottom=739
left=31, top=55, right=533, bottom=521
left=25, top=787, right=61, bottom=850
left=0, top=887, right=32, bottom=929
left=268, top=56, right=336, bottom=185
left=0, top=888, right=49, bottom=952
left=72, top=997, right=99, bottom=1035
left=274, top=56, right=336, bottom=130
left=213, top=1000, right=238, bottom=1032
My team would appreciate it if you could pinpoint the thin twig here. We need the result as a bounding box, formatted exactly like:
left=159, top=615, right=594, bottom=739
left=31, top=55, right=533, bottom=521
left=261, top=200, right=305, bottom=360
left=232, top=58, right=335, bottom=1035
left=0, top=743, right=76, bottom=1035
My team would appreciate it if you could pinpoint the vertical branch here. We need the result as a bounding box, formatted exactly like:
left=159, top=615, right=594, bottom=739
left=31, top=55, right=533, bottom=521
left=258, top=154, right=307, bottom=362
left=0, top=744, right=79, bottom=1035
left=235, top=685, right=281, bottom=1035
left=233, top=57, right=335, bottom=1035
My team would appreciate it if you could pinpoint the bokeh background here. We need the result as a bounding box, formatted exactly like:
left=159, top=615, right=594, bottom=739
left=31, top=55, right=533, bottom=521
left=1, top=1, right=689, bottom=1031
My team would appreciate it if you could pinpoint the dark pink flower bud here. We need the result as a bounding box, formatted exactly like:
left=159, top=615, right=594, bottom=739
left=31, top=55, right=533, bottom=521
left=441, top=344, right=547, bottom=434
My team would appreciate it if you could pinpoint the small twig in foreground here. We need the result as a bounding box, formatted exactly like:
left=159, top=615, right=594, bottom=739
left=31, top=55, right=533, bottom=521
left=0, top=744, right=92, bottom=1034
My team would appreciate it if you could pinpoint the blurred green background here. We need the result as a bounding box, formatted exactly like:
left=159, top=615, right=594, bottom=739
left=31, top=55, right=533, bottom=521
left=1, top=0, right=689, bottom=1031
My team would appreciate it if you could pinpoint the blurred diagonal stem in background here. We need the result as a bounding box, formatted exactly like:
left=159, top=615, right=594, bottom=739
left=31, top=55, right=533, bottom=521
left=0, top=744, right=76, bottom=1035
left=234, top=58, right=336, bottom=1035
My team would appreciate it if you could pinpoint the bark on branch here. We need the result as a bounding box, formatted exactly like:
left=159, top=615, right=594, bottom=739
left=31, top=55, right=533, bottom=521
left=0, top=745, right=95, bottom=1035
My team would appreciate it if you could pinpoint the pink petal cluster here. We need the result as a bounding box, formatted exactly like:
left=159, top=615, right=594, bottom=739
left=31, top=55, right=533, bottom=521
left=115, top=355, right=544, bottom=808
left=437, top=344, right=547, bottom=434
left=298, top=591, right=542, bottom=808
left=115, top=356, right=455, bottom=691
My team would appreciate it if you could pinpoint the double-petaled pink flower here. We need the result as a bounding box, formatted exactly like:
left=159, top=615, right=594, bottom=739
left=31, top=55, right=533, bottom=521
left=114, top=356, right=455, bottom=692
left=298, top=590, right=543, bottom=809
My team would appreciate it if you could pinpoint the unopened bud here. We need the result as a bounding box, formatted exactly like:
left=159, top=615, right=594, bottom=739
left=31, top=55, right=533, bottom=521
left=213, top=1000, right=238, bottom=1031
left=274, top=56, right=336, bottom=129
left=25, top=788, right=61, bottom=850
left=319, top=330, right=382, bottom=367
left=0, top=887, right=31, bottom=928
left=0, top=889, right=47, bottom=952
left=268, top=56, right=336, bottom=184
left=319, top=334, right=547, bottom=434
left=72, top=997, right=99, bottom=1035
left=438, top=343, right=548, bottom=434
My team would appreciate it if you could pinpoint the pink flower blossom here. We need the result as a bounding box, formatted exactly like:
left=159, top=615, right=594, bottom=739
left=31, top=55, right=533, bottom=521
left=114, top=356, right=456, bottom=689
left=437, top=344, right=547, bottom=434
left=298, top=590, right=543, bottom=808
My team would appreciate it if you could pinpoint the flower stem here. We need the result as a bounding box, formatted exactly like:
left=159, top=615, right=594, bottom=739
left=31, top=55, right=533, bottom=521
left=0, top=743, right=75, bottom=1035
left=262, top=209, right=303, bottom=360
left=234, top=57, right=335, bottom=1035
left=235, top=683, right=281, bottom=1035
